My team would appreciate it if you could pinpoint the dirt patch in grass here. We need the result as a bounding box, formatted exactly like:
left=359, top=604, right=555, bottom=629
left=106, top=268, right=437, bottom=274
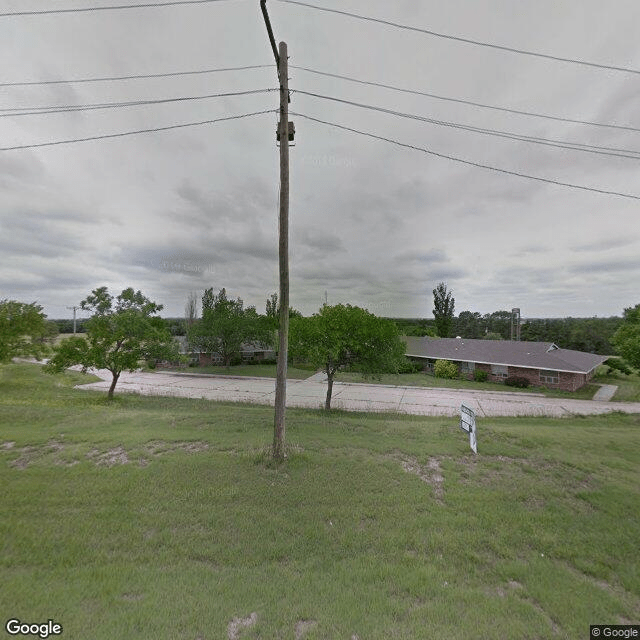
left=144, top=440, right=210, bottom=455
left=227, top=612, right=257, bottom=640
left=389, top=453, right=445, bottom=502
left=87, top=446, right=130, bottom=467
left=2, top=440, right=211, bottom=469
left=8, top=440, right=66, bottom=469
left=295, top=620, right=317, bottom=639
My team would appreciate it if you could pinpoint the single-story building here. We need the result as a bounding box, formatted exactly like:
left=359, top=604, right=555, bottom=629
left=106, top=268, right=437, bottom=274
left=172, top=336, right=275, bottom=366
left=404, top=336, right=608, bottom=391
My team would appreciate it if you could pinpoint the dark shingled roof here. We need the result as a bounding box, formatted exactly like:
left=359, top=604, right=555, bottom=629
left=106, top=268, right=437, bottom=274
left=404, top=336, right=608, bottom=374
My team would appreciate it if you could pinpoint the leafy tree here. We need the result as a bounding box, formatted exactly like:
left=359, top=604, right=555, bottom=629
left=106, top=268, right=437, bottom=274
left=164, top=318, right=186, bottom=336
left=45, top=287, right=179, bottom=399
left=483, top=310, right=512, bottom=340
left=394, top=318, right=435, bottom=337
left=454, top=311, right=484, bottom=339
left=189, top=288, right=272, bottom=366
left=265, top=292, right=303, bottom=329
left=289, top=304, right=406, bottom=410
left=432, top=282, right=455, bottom=338
left=0, top=300, right=51, bottom=363
left=605, top=357, right=634, bottom=376
left=611, top=304, right=640, bottom=371
left=185, top=291, right=199, bottom=331
left=266, top=292, right=279, bottom=320
left=520, top=316, right=620, bottom=354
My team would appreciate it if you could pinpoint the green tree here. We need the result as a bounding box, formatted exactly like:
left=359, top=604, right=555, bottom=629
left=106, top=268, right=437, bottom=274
left=483, top=310, right=512, bottom=340
left=289, top=304, right=406, bottom=410
left=265, top=292, right=303, bottom=328
left=265, top=292, right=279, bottom=320
left=432, top=282, right=455, bottom=338
left=0, top=300, right=50, bottom=363
left=185, top=291, right=199, bottom=331
left=455, top=311, right=484, bottom=339
left=45, top=287, right=179, bottom=399
left=611, top=304, right=640, bottom=371
left=189, top=288, right=272, bottom=367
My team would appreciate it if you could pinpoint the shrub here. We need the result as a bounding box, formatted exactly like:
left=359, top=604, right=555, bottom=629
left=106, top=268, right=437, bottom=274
left=504, top=375, right=530, bottom=388
left=434, top=359, right=458, bottom=379
left=398, top=358, right=423, bottom=374
left=605, top=358, right=634, bottom=376
left=473, top=369, right=488, bottom=382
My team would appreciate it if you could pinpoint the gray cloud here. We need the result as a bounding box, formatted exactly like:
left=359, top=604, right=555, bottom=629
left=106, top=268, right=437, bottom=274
left=0, top=209, right=89, bottom=258
left=572, top=237, right=638, bottom=252
left=569, top=257, right=640, bottom=275
left=2, top=0, right=639, bottom=319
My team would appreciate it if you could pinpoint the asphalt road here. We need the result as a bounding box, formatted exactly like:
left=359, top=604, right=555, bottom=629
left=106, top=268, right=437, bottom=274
left=74, top=369, right=640, bottom=418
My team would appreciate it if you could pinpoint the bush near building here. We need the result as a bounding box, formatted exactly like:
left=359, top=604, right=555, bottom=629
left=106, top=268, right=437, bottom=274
left=504, top=375, right=530, bottom=388
left=434, top=359, right=458, bottom=379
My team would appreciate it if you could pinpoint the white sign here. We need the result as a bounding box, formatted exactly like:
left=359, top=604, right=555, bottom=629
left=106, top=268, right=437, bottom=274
left=460, top=403, right=478, bottom=454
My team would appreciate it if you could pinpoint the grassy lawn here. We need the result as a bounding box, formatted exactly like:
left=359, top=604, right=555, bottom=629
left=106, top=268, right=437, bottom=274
left=159, top=363, right=315, bottom=380
left=592, top=369, right=640, bottom=402
left=334, top=370, right=601, bottom=399
left=2, top=362, right=639, bottom=639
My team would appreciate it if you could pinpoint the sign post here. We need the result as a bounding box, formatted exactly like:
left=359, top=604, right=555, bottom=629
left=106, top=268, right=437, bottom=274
left=460, top=403, right=478, bottom=454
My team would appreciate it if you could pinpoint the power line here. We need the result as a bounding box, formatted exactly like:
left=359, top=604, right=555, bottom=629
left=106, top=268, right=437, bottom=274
left=0, top=109, right=275, bottom=151
left=0, top=0, right=238, bottom=18
left=278, top=0, right=640, bottom=76
left=0, top=65, right=273, bottom=88
left=4, top=61, right=637, bottom=134
left=0, top=88, right=277, bottom=117
left=291, top=65, right=640, bottom=134
left=290, top=111, right=640, bottom=201
left=293, top=90, right=640, bottom=160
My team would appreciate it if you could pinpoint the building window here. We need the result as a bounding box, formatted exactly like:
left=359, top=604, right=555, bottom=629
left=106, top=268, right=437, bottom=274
left=460, top=361, right=475, bottom=373
left=491, top=364, right=508, bottom=378
left=540, top=369, right=559, bottom=384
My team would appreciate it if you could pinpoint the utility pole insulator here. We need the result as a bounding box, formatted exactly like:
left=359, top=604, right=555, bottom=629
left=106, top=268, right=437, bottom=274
left=276, top=120, right=295, bottom=142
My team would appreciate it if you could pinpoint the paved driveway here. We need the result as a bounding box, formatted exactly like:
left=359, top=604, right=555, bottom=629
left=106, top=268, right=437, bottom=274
left=75, top=370, right=640, bottom=418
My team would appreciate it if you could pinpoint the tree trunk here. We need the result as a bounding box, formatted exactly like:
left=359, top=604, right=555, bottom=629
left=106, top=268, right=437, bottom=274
left=108, top=371, right=120, bottom=399
left=325, top=371, right=334, bottom=411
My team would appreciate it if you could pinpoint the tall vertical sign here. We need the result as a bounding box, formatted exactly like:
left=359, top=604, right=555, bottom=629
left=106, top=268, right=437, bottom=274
left=460, top=403, right=478, bottom=454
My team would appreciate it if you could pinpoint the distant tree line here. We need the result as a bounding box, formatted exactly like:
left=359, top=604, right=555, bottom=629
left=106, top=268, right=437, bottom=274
left=51, top=318, right=89, bottom=334
left=393, top=312, right=622, bottom=354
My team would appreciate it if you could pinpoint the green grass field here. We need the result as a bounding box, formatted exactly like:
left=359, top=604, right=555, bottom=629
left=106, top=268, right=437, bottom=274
left=2, top=363, right=639, bottom=639
left=161, top=363, right=315, bottom=380
left=334, top=369, right=599, bottom=399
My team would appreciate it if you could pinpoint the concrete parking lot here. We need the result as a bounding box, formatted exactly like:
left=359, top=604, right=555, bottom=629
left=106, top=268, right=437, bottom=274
left=75, top=369, right=640, bottom=417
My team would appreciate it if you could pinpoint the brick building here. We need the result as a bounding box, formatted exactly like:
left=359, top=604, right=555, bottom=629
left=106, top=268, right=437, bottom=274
left=404, top=336, right=608, bottom=391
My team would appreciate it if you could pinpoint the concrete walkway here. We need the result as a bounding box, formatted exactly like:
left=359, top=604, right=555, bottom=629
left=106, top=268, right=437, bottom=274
left=73, top=369, right=640, bottom=418
left=592, top=384, right=619, bottom=402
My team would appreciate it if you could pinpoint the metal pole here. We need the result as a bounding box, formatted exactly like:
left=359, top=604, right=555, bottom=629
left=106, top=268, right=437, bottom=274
left=273, top=40, right=289, bottom=461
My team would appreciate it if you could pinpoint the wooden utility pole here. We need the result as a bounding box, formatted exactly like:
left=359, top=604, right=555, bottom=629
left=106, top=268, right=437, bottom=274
left=261, top=1, right=292, bottom=461
left=66, top=305, right=79, bottom=334
left=273, top=40, right=290, bottom=461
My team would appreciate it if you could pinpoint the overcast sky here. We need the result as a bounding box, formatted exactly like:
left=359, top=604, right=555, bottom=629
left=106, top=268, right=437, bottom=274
left=1, top=0, right=639, bottom=321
